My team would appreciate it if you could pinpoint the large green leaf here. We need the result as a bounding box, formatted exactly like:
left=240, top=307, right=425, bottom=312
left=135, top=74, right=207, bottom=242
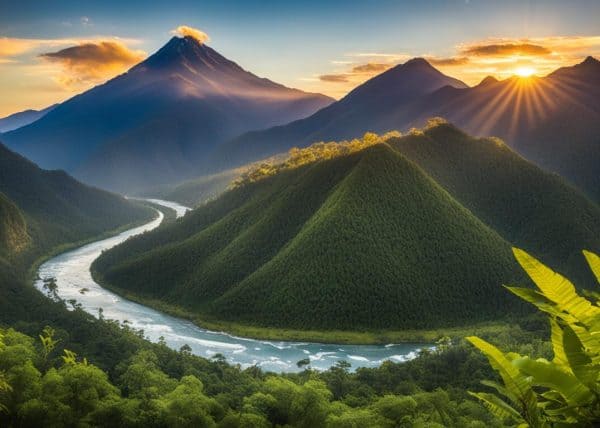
left=512, top=248, right=600, bottom=328
left=582, top=250, right=600, bottom=284
left=550, top=319, right=570, bottom=370
left=505, top=287, right=571, bottom=320
left=467, top=336, right=539, bottom=419
left=562, top=325, right=598, bottom=389
left=513, top=357, right=593, bottom=407
left=468, top=391, right=525, bottom=423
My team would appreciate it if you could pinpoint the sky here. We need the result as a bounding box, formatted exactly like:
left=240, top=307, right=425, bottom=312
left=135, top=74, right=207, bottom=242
left=1, top=0, right=599, bottom=116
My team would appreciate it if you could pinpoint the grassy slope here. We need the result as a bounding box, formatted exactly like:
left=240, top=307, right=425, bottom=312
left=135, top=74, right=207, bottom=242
left=388, top=123, right=600, bottom=288
left=95, top=140, right=526, bottom=331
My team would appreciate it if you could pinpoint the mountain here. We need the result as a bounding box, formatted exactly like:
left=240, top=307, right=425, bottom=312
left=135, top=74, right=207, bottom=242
left=215, top=57, right=600, bottom=200
left=0, top=104, right=57, bottom=133
left=0, top=141, right=152, bottom=267
left=388, top=121, right=600, bottom=288
left=3, top=36, right=333, bottom=193
left=94, top=123, right=599, bottom=331
left=213, top=57, right=467, bottom=169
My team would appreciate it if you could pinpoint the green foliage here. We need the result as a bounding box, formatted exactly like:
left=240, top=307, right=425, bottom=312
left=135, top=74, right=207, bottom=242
left=232, top=131, right=401, bottom=187
left=0, top=324, right=511, bottom=427
left=95, top=122, right=598, bottom=332
left=95, top=133, right=527, bottom=330
left=388, top=121, right=600, bottom=289
left=0, top=192, right=29, bottom=257
left=0, top=142, right=153, bottom=272
left=469, top=248, right=600, bottom=426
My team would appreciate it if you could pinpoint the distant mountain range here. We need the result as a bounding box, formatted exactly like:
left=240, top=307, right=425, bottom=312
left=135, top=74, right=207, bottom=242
left=3, top=36, right=333, bottom=192
left=93, top=122, right=600, bottom=331
left=0, top=104, right=57, bottom=133
left=216, top=57, right=600, bottom=201
left=3, top=39, right=598, bottom=201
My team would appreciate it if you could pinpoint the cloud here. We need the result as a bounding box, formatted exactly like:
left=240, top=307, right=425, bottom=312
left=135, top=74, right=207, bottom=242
left=319, top=74, right=350, bottom=83
left=461, top=42, right=551, bottom=57
left=39, top=41, right=146, bottom=88
left=172, top=25, right=210, bottom=44
left=351, top=63, right=390, bottom=73
left=0, top=37, right=42, bottom=57
left=427, top=56, right=469, bottom=66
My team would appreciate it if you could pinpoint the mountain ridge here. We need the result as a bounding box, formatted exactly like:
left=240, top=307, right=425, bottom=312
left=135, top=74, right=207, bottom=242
left=213, top=57, right=600, bottom=200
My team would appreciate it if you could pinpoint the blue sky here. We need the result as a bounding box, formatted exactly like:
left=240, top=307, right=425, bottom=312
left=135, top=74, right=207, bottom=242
left=1, top=0, right=599, bottom=115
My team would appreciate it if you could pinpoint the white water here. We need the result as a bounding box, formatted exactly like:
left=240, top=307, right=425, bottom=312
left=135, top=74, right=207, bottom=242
left=35, top=199, right=428, bottom=372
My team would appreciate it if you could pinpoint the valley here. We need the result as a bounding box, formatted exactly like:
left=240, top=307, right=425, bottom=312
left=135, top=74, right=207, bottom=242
left=0, top=7, right=599, bottom=425
left=38, top=198, right=429, bottom=372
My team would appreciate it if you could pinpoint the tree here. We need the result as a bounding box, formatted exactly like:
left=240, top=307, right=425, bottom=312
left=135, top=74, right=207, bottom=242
left=468, top=248, right=600, bottom=427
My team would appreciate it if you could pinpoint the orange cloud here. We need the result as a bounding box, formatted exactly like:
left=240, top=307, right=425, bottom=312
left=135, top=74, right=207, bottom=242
left=319, top=74, right=350, bottom=83
left=427, top=57, right=470, bottom=66
left=39, top=41, right=146, bottom=88
left=351, top=62, right=391, bottom=73
left=172, top=25, right=210, bottom=44
left=462, top=43, right=550, bottom=56
left=319, top=62, right=392, bottom=84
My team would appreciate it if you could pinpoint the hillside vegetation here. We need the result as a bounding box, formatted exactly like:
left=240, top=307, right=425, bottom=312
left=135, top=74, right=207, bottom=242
left=0, top=142, right=153, bottom=268
left=95, top=121, right=599, bottom=332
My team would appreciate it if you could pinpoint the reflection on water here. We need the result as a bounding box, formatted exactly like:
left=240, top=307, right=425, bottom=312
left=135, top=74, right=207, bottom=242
left=36, top=199, right=428, bottom=372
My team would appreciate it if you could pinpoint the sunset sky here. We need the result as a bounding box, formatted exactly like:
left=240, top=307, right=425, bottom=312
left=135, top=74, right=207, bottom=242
left=1, top=0, right=599, bottom=116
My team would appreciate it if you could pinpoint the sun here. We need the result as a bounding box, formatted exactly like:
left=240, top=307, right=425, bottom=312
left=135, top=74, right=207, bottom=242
left=514, top=66, right=536, bottom=77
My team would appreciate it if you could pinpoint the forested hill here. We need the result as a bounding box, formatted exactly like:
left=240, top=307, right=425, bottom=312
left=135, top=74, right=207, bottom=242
left=0, top=141, right=153, bottom=270
left=93, top=122, right=596, bottom=331
left=387, top=122, right=600, bottom=289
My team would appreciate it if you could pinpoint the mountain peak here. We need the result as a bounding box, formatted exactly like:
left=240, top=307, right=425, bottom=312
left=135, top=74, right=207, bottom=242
left=478, top=75, right=498, bottom=87
left=140, top=36, right=234, bottom=70
left=404, top=57, right=432, bottom=67
left=548, top=55, right=600, bottom=81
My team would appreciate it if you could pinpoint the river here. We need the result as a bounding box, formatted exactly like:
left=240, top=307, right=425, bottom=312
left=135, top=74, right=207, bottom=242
left=35, top=199, right=428, bottom=372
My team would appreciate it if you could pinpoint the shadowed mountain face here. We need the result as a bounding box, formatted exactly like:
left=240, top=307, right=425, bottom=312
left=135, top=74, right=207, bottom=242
left=3, top=36, right=333, bottom=193
left=218, top=57, right=600, bottom=200
left=0, top=104, right=57, bottom=133
left=214, top=58, right=468, bottom=167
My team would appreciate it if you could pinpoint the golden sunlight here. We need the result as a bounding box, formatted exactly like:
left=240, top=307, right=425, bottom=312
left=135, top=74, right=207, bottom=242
left=514, top=66, right=536, bottom=77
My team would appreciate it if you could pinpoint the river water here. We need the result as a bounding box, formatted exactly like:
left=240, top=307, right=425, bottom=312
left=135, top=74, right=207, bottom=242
left=35, top=199, right=428, bottom=372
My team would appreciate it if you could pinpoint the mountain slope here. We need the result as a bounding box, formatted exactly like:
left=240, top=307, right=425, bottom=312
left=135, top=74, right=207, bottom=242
left=0, top=104, right=57, bottom=133
left=388, top=121, right=600, bottom=288
left=93, top=132, right=529, bottom=331
left=0, top=141, right=153, bottom=265
left=217, top=57, right=600, bottom=200
left=3, top=36, right=332, bottom=192
left=0, top=192, right=29, bottom=257
left=407, top=57, right=600, bottom=200
left=94, top=122, right=599, bottom=331
left=214, top=58, right=467, bottom=169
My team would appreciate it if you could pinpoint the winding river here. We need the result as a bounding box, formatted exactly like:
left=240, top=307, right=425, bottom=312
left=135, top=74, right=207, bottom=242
left=35, top=199, right=427, bottom=372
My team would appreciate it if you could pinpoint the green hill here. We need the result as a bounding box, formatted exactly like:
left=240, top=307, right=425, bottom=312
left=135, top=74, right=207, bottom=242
left=388, top=121, right=600, bottom=289
left=94, top=135, right=532, bottom=331
left=0, top=142, right=153, bottom=267
left=94, top=122, right=600, bottom=332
